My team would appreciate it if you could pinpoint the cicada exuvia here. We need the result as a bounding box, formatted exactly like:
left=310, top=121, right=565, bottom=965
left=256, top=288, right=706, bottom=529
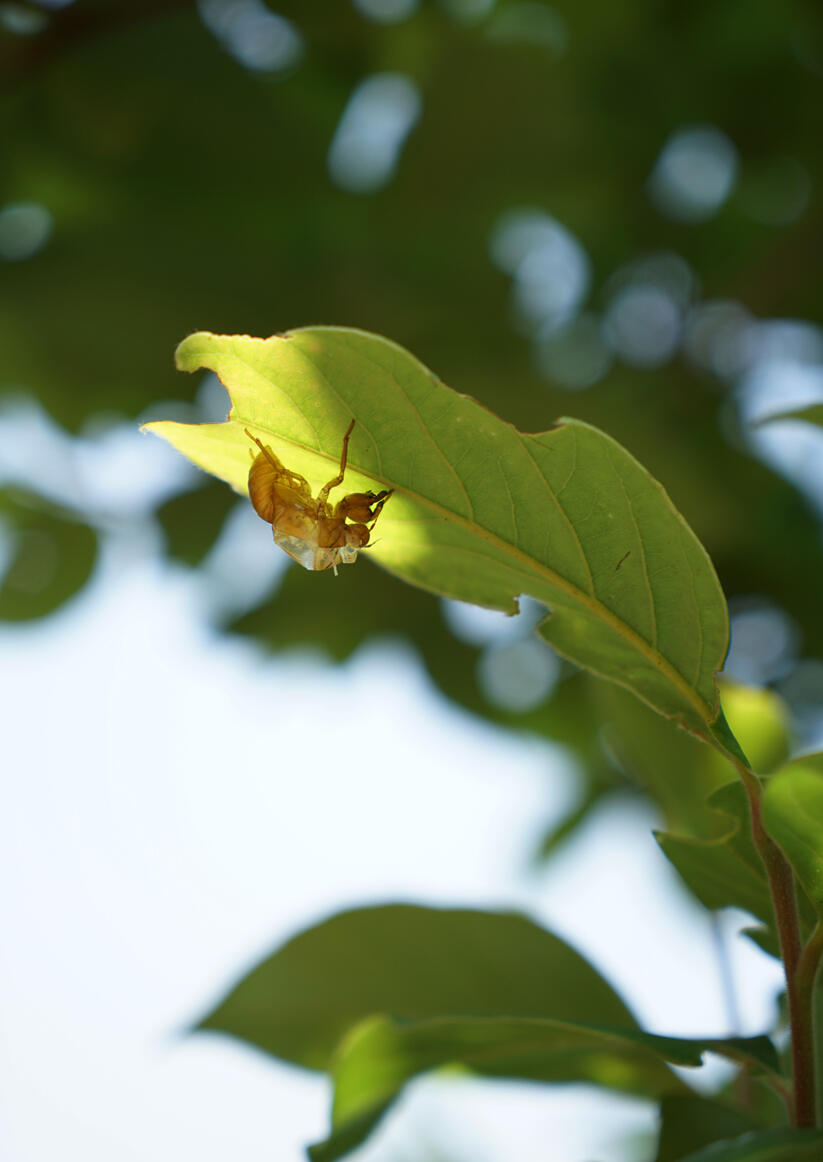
left=246, top=421, right=392, bottom=574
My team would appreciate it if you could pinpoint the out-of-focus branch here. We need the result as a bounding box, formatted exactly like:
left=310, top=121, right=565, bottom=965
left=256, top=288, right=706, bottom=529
left=0, top=0, right=194, bottom=93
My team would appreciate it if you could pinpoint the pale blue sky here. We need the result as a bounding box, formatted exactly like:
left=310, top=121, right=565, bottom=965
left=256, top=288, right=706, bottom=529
left=0, top=522, right=782, bottom=1162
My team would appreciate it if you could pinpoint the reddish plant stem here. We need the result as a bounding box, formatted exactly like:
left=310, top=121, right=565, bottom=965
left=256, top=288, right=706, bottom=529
left=795, top=923, right=823, bottom=1122
left=735, top=761, right=814, bottom=1127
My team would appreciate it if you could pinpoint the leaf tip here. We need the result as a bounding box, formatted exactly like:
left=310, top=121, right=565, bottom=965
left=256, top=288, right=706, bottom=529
left=174, top=330, right=218, bottom=373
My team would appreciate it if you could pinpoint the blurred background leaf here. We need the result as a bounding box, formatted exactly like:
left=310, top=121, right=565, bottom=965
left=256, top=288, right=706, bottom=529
left=198, top=903, right=639, bottom=1067
left=0, top=488, right=97, bottom=620
left=3, top=0, right=823, bottom=854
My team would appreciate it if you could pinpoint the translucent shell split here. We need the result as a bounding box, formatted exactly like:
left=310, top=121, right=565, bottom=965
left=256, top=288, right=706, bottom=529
left=245, top=426, right=392, bottom=575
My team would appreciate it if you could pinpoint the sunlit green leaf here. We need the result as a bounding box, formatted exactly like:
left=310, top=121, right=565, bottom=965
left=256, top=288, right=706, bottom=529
left=763, top=757, right=823, bottom=913
left=309, top=1016, right=777, bottom=1162
left=146, top=328, right=730, bottom=739
left=197, top=904, right=637, bottom=1070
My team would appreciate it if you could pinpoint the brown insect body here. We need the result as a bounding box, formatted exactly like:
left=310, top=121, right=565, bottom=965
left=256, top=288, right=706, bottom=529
left=246, top=421, right=392, bottom=574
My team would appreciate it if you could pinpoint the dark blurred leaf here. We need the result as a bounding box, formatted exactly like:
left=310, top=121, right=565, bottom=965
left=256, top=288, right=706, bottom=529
left=741, top=926, right=781, bottom=961
left=656, top=782, right=773, bottom=927
left=0, top=490, right=97, bottom=621
left=815, top=959, right=823, bottom=1123
left=311, top=1017, right=777, bottom=1162
left=156, top=479, right=239, bottom=566
left=197, top=903, right=638, bottom=1070
left=758, top=405, right=823, bottom=429
left=671, top=1127, right=823, bottom=1162
left=656, top=1095, right=766, bottom=1162
left=657, top=780, right=817, bottom=942
left=535, top=781, right=618, bottom=861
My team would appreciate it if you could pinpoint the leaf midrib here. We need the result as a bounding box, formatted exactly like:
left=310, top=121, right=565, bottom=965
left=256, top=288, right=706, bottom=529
left=235, top=410, right=712, bottom=728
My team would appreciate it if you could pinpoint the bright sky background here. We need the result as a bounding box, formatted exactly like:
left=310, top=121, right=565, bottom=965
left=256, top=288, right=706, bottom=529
left=3, top=17, right=822, bottom=1152
left=0, top=482, right=784, bottom=1162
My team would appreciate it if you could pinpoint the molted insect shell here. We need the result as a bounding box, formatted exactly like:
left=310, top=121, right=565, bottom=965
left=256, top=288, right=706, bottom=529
left=245, top=424, right=392, bottom=574
left=273, top=531, right=357, bottom=572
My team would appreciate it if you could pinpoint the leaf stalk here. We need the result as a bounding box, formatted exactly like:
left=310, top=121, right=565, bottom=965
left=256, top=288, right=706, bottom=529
left=729, top=753, right=816, bottom=1127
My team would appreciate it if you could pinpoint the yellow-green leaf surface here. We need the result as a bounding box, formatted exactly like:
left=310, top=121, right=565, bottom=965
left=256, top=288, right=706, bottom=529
left=763, top=755, right=823, bottom=914
left=144, top=328, right=729, bottom=734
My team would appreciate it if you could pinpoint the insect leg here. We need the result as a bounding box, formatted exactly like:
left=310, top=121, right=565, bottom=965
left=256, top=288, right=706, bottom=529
left=245, top=429, right=283, bottom=471
left=317, top=419, right=356, bottom=505
left=368, top=490, right=394, bottom=527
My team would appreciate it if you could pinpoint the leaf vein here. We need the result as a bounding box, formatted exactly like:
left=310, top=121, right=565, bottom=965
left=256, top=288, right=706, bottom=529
left=289, top=345, right=384, bottom=474
left=229, top=342, right=324, bottom=446
left=498, top=460, right=519, bottom=544
left=321, top=335, right=473, bottom=517
left=520, top=433, right=595, bottom=594
left=608, top=446, right=658, bottom=649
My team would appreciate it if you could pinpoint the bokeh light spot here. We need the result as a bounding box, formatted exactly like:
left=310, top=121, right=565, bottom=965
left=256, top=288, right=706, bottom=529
left=621, top=252, right=695, bottom=308
left=778, top=660, right=823, bottom=748
left=0, top=201, right=53, bottom=262
left=738, top=350, right=823, bottom=517
left=491, top=209, right=589, bottom=332
left=352, top=0, right=418, bottom=22
left=0, top=3, right=49, bottom=33
left=604, top=285, right=680, bottom=368
left=748, top=319, right=823, bottom=368
left=649, top=126, right=737, bottom=222
left=439, top=0, right=496, bottom=23
left=683, top=301, right=754, bottom=382
left=197, top=0, right=303, bottom=73
left=534, top=314, right=612, bottom=390
left=327, top=73, right=422, bottom=194
left=478, top=637, right=559, bottom=713
left=486, top=2, right=568, bottom=55
left=725, top=600, right=799, bottom=685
